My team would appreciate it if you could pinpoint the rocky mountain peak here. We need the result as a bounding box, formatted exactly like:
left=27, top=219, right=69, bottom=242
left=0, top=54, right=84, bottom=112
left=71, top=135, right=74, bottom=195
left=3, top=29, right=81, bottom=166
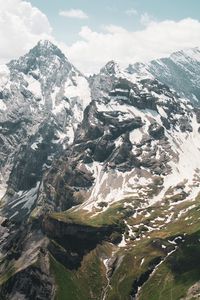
left=7, top=39, right=72, bottom=77
left=29, top=39, right=67, bottom=61
left=100, top=60, right=120, bottom=76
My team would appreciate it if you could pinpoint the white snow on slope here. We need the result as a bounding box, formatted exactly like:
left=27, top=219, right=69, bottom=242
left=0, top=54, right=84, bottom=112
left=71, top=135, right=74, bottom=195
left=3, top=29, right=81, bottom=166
left=24, top=74, right=42, bottom=99
left=0, top=65, right=9, bottom=89
left=80, top=165, right=154, bottom=212
left=171, top=47, right=200, bottom=64
left=129, top=128, right=143, bottom=144
left=9, top=182, right=40, bottom=216
left=0, top=185, right=7, bottom=200
left=79, top=109, right=200, bottom=214
left=0, top=65, right=9, bottom=111
left=31, top=136, right=43, bottom=151
left=64, top=74, right=91, bottom=110
left=151, top=114, right=200, bottom=204
left=0, top=100, right=7, bottom=111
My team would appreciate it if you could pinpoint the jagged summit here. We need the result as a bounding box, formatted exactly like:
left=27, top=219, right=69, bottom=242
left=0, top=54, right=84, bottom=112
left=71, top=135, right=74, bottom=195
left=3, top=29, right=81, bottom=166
left=127, top=47, right=200, bottom=104
left=100, top=60, right=120, bottom=75
left=37, top=39, right=57, bottom=48
left=170, top=46, right=200, bottom=63
left=7, top=39, right=71, bottom=76
left=30, top=39, right=67, bottom=61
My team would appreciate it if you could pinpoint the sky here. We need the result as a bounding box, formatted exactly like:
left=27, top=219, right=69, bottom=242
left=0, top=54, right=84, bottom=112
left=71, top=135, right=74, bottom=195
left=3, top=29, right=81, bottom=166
left=29, top=0, right=200, bottom=43
left=0, top=0, right=200, bottom=73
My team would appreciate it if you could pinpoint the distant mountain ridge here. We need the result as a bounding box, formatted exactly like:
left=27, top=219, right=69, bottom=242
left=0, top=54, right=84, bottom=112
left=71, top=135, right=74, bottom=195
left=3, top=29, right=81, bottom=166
left=127, top=47, right=200, bottom=105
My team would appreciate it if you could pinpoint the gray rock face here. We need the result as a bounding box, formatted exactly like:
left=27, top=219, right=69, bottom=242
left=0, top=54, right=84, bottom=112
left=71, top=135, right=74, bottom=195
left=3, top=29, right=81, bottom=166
left=127, top=47, right=200, bottom=105
left=0, top=40, right=91, bottom=220
left=148, top=123, right=165, bottom=139
left=0, top=233, right=54, bottom=300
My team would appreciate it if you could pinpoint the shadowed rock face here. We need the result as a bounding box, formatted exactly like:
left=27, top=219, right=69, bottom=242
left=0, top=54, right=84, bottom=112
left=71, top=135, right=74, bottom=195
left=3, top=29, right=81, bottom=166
left=0, top=255, right=54, bottom=300
left=148, top=123, right=165, bottom=139
left=130, top=256, right=163, bottom=298
left=38, top=154, right=94, bottom=213
left=8, top=122, right=62, bottom=192
left=44, top=216, right=121, bottom=270
left=0, top=219, right=54, bottom=300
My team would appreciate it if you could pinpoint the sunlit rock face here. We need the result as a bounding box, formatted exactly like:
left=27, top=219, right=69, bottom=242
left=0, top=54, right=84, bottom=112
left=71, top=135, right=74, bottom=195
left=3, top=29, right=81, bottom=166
left=127, top=47, right=200, bottom=104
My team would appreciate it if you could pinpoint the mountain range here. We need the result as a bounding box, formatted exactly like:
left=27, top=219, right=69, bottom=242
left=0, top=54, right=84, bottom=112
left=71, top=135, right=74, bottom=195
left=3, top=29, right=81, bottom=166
left=0, top=41, right=200, bottom=300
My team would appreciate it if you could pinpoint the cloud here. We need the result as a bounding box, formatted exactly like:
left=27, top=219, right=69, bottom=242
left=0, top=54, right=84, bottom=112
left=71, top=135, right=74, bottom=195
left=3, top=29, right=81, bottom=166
left=0, top=0, right=53, bottom=63
left=65, top=18, right=200, bottom=74
left=59, top=9, right=88, bottom=19
left=125, top=9, right=138, bottom=16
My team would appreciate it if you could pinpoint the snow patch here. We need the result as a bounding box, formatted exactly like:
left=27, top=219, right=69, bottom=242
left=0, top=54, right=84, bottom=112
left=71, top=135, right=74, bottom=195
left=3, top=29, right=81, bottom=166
left=129, top=128, right=143, bottom=144
left=0, top=65, right=10, bottom=89
left=0, top=100, right=7, bottom=111
left=64, top=75, right=91, bottom=110
left=118, top=234, right=127, bottom=248
left=24, top=74, right=42, bottom=100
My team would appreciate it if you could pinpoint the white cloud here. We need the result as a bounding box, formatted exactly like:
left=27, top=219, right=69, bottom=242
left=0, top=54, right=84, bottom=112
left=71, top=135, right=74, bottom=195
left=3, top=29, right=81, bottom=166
left=0, top=0, right=53, bottom=63
left=59, top=9, right=88, bottom=19
left=125, top=9, right=138, bottom=16
left=65, top=18, right=200, bottom=74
